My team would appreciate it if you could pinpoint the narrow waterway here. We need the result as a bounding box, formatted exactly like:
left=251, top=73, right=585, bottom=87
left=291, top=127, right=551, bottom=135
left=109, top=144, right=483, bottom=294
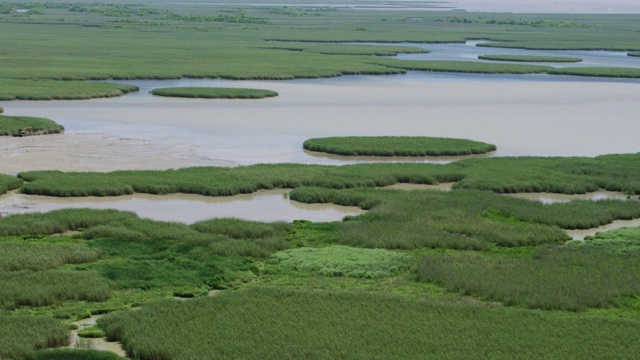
left=0, top=190, right=365, bottom=223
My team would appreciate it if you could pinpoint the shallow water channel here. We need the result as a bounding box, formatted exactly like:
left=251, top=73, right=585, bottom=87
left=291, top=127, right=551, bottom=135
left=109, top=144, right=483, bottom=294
left=0, top=190, right=365, bottom=223
left=1, top=53, right=640, bottom=236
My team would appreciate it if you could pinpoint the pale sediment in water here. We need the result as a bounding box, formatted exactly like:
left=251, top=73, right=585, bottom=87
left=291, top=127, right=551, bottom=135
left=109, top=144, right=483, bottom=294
left=69, top=315, right=126, bottom=357
left=564, top=219, right=640, bottom=240
left=506, top=190, right=637, bottom=204
left=0, top=189, right=365, bottom=223
left=383, top=182, right=455, bottom=191
left=303, top=149, right=494, bottom=164
left=2, top=76, right=639, bottom=173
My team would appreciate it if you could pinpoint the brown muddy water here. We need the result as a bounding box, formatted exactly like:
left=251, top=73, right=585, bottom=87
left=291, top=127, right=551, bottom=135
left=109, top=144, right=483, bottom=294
left=0, top=190, right=365, bottom=223
left=565, top=219, right=640, bottom=240
left=69, top=315, right=126, bottom=357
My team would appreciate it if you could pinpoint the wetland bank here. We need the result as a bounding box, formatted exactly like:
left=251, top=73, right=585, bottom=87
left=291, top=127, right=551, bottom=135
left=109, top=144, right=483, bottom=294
left=2, top=1, right=640, bottom=359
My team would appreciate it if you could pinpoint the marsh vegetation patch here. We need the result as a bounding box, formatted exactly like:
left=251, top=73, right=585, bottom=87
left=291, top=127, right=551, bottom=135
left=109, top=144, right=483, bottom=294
left=303, top=136, right=497, bottom=157
left=0, top=115, right=64, bottom=137
left=478, top=54, right=583, bottom=63
left=150, top=87, right=278, bottom=99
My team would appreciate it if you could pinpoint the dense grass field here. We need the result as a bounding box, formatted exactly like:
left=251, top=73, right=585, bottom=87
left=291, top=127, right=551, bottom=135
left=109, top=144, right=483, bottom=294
left=151, top=87, right=278, bottom=99
left=478, top=54, right=583, bottom=62
left=97, top=287, right=640, bottom=360
left=302, top=136, right=497, bottom=156
left=0, top=79, right=138, bottom=101
left=0, top=116, right=65, bottom=136
left=15, top=153, right=640, bottom=197
left=2, top=2, right=640, bottom=359
left=0, top=2, right=639, bottom=99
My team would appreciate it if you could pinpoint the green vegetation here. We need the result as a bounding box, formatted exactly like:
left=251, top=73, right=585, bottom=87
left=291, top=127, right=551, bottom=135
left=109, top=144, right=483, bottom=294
left=417, top=245, right=640, bottom=311
left=629, top=52, right=640, bottom=57
left=151, top=87, right=278, bottom=99
left=0, top=315, right=69, bottom=360
left=2, top=4, right=640, bottom=358
left=0, top=115, right=64, bottom=136
left=17, top=153, right=640, bottom=198
left=98, top=287, right=640, bottom=360
left=32, top=349, right=124, bottom=360
left=375, top=59, right=552, bottom=74
left=0, top=79, right=138, bottom=101
left=264, top=42, right=427, bottom=56
left=548, top=67, right=640, bottom=78
left=77, top=326, right=106, bottom=339
left=267, top=245, right=412, bottom=278
left=0, top=3, right=640, bottom=101
left=478, top=54, right=582, bottom=62
left=303, top=136, right=496, bottom=156
left=0, top=173, right=22, bottom=195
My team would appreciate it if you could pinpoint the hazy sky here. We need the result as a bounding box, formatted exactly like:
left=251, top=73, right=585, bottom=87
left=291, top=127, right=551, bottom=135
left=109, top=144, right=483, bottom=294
left=448, top=0, right=640, bottom=13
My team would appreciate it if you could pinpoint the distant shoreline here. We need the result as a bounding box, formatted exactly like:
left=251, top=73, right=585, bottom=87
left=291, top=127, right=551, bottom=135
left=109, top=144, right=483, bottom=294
left=445, top=0, right=640, bottom=14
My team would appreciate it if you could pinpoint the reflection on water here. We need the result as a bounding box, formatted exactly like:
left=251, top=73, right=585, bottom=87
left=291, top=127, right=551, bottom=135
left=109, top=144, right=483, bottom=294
left=506, top=190, right=637, bottom=204
left=303, top=149, right=494, bottom=164
left=69, top=315, right=126, bottom=357
left=0, top=190, right=365, bottom=223
left=394, top=41, right=640, bottom=69
left=383, top=182, right=455, bottom=191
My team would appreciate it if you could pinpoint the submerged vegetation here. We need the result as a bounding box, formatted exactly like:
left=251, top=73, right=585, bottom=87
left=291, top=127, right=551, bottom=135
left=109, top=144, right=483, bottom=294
left=0, top=115, right=64, bottom=136
left=303, top=136, right=496, bottom=156
left=151, top=87, right=278, bottom=99
left=478, top=54, right=583, bottom=62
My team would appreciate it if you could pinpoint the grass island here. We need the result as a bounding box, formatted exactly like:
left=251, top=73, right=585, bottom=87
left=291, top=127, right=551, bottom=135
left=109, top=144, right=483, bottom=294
left=478, top=54, right=583, bottom=63
left=303, top=136, right=497, bottom=156
left=150, top=87, right=278, bottom=99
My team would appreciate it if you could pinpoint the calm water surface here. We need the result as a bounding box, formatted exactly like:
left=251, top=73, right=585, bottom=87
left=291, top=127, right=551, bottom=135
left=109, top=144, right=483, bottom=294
left=2, top=66, right=639, bottom=225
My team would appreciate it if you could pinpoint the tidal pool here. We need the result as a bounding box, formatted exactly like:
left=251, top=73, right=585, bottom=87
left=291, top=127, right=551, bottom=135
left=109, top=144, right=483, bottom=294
left=0, top=190, right=365, bottom=223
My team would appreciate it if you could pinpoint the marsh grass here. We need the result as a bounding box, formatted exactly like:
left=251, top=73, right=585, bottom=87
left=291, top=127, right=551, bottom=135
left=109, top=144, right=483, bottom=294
left=191, top=218, right=289, bottom=239
left=0, top=79, right=138, bottom=101
left=77, top=326, right=106, bottom=339
left=97, top=287, right=640, bottom=360
left=19, top=153, right=640, bottom=198
left=629, top=52, right=640, bottom=57
left=0, top=315, right=69, bottom=360
left=0, top=241, right=101, bottom=271
left=417, top=244, right=640, bottom=311
left=32, top=349, right=125, bottom=360
left=375, top=59, right=553, bottom=74
left=0, top=115, right=64, bottom=136
left=267, top=245, right=412, bottom=278
left=478, top=54, right=582, bottom=62
left=303, top=136, right=496, bottom=156
left=549, top=67, right=640, bottom=78
left=291, top=186, right=640, bottom=249
left=151, top=87, right=278, bottom=99
left=0, top=173, right=22, bottom=194
left=1, top=270, right=112, bottom=310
